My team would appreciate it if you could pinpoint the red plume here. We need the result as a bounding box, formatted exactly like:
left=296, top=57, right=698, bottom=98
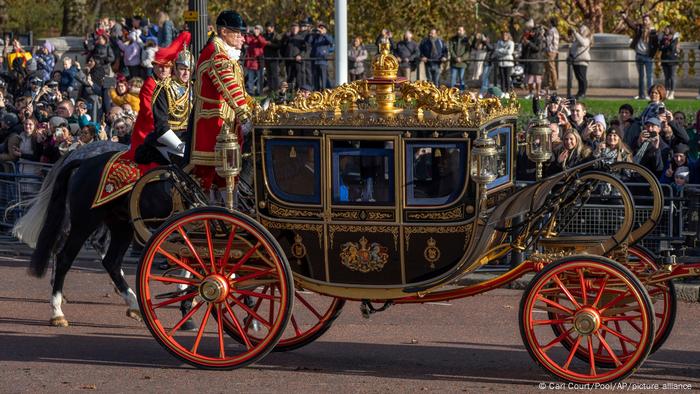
left=153, top=31, right=192, bottom=65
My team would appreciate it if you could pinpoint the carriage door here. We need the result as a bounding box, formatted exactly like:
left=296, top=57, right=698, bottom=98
left=324, top=135, right=402, bottom=286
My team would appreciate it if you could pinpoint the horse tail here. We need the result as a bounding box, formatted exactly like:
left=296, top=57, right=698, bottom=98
left=21, top=157, right=82, bottom=277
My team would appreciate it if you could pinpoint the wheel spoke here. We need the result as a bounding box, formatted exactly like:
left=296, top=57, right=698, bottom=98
left=152, top=290, right=197, bottom=309
left=532, top=318, right=572, bottom=326
left=536, top=295, right=575, bottom=315
left=191, top=303, right=214, bottom=354
left=216, top=304, right=225, bottom=358
left=627, top=319, right=644, bottom=334
left=228, top=296, right=272, bottom=329
left=295, top=292, right=324, bottom=320
left=204, top=219, right=217, bottom=273
left=614, top=320, right=629, bottom=356
left=150, top=274, right=199, bottom=286
left=167, top=301, right=204, bottom=337
left=595, top=331, right=623, bottom=367
left=563, top=335, right=583, bottom=370
left=541, top=327, right=574, bottom=352
left=218, top=224, right=238, bottom=274
left=600, top=289, right=631, bottom=313
left=578, top=269, right=588, bottom=305
left=177, top=225, right=209, bottom=274
left=591, top=275, right=609, bottom=308
left=602, top=314, right=642, bottom=322
left=290, top=315, right=302, bottom=336
left=552, top=275, right=582, bottom=309
left=600, top=324, right=638, bottom=345
left=235, top=289, right=277, bottom=301
left=155, top=247, right=204, bottom=280
left=225, top=242, right=262, bottom=277
left=230, top=268, right=275, bottom=286
left=596, top=328, right=608, bottom=356
left=243, top=287, right=267, bottom=332
left=223, top=301, right=253, bottom=349
left=587, top=336, right=597, bottom=376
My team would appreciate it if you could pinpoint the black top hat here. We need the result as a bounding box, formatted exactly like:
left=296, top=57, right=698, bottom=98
left=216, top=10, right=246, bottom=31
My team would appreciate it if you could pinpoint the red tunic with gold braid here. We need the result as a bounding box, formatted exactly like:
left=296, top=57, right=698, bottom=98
left=187, top=36, right=253, bottom=188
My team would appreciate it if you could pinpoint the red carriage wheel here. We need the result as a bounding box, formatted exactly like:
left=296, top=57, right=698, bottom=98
left=137, top=207, right=294, bottom=369
left=219, top=289, right=345, bottom=352
left=547, top=245, right=676, bottom=367
left=520, top=256, right=654, bottom=383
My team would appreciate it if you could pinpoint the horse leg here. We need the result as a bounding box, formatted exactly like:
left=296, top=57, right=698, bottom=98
left=102, top=220, right=142, bottom=322
left=50, top=226, right=94, bottom=327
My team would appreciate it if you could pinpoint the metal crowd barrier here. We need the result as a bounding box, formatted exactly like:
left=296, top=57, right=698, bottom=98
left=0, top=160, right=49, bottom=232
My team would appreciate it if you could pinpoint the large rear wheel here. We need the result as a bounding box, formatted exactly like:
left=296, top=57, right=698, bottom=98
left=137, top=207, right=294, bottom=369
left=520, top=256, right=654, bottom=383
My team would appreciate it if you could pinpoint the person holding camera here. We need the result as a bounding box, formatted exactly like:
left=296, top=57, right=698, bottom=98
left=660, top=143, right=697, bottom=185
left=243, top=24, right=268, bottom=96
left=34, top=42, right=56, bottom=83
left=306, top=22, right=333, bottom=91
left=621, top=11, right=658, bottom=100
left=633, top=117, right=665, bottom=177
left=282, top=22, right=306, bottom=90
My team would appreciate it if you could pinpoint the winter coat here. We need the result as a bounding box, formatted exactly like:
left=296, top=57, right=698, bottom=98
left=448, top=34, right=470, bottom=68
left=116, top=32, right=143, bottom=67
left=141, top=46, right=157, bottom=69
left=244, top=34, right=268, bottom=70
left=494, top=39, right=514, bottom=68
left=658, top=32, right=680, bottom=63
left=109, top=88, right=140, bottom=113
left=569, top=31, right=591, bottom=66
left=307, top=33, right=333, bottom=66
left=419, top=37, right=447, bottom=64
left=394, top=40, right=419, bottom=69
left=263, top=31, right=283, bottom=59
left=35, top=53, right=55, bottom=82
left=348, top=45, right=368, bottom=76
left=157, top=20, right=176, bottom=47
left=282, top=32, right=306, bottom=59
left=87, top=43, right=115, bottom=83
left=522, top=34, right=545, bottom=75
left=60, top=65, right=79, bottom=92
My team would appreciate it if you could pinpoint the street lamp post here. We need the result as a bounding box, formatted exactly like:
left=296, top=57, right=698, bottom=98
left=335, top=0, right=348, bottom=85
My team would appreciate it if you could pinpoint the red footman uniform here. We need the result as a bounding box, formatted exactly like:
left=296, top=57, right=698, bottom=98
left=186, top=11, right=254, bottom=188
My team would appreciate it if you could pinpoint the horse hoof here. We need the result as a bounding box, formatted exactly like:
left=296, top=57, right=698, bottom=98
left=50, top=316, right=69, bottom=327
left=126, top=309, right=142, bottom=322
left=181, top=318, right=197, bottom=331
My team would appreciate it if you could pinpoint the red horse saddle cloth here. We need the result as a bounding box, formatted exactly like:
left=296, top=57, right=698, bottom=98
left=92, top=151, right=143, bottom=209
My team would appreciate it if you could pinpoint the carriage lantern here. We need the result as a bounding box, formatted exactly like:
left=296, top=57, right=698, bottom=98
left=214, top=122, right=242, bottom=210
left=526, top=115, right=552, bottom=180
left=471, top=130, right=499, bottom=215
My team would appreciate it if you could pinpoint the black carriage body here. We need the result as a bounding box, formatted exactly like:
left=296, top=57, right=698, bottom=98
left=252, top=117, right=516, bottom=297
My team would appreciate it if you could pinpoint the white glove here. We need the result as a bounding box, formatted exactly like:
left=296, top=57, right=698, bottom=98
left=156, top=129, right=185, bottom=159
left=241, top=119, right=253, bottom=136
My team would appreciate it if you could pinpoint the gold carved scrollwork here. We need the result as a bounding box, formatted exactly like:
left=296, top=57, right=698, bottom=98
left=400, top=81, right=475, bottom=121
left=269, top=203, right=321, bottom=219
left=329, top=224, right=399, bottom=250
left=404, top=223, right=472, bottom=250
left=368, top=211, right=393, bottom=221
left=259, top=218, right=324, bottom=248
left=407, top=206, right=463, bottom=221
left=256, top=80, right=371, bottom=122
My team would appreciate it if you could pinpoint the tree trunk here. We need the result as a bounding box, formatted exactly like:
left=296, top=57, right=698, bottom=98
left=62, top=0, right=88, bottom=36
left=165, top=0, right=187, bottom=28
left=0, top=0, right=8, bottom=29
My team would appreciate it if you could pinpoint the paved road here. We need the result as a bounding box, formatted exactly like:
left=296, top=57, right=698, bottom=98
left=1, top=254, right=699, bottom=393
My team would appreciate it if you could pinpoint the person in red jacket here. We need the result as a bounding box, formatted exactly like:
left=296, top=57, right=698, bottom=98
left=244, top=24, right=267, bottom=95
left=122, top=31, right=191, bottom=172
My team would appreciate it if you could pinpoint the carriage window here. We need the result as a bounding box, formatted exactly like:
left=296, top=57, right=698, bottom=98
left=265, top=139, right=320, bottom=204
left=406, top=143, right=467, bottom=206
left=332, top=140, right=394, bottom=205
left=487, top=126, right=512, bottom=189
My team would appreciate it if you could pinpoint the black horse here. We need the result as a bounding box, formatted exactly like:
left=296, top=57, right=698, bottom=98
left=13, top=144, right=181, bottom=327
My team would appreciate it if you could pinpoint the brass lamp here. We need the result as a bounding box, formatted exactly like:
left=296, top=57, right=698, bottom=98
left=471, top=130, right=499, bottom=216
left=526, top=116, right=553, bottom=180
left=214, top=122, right=242, bottom=211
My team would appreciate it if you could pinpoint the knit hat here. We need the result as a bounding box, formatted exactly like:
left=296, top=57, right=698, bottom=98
left=593, top=114, right=606, bottom=129
left=42, top=41, right=55, bottom=53
left=674, top=166, right=690, bottom=181
left=673, top=143, right=690, bottom=155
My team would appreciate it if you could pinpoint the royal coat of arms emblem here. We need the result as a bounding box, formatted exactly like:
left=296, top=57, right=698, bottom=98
left=340, top=236, right=389, bottom=273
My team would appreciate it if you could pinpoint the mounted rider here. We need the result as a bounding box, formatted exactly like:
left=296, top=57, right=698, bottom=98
left=134, top=48, right=194, bottom=165
left=185, top=10, right=256, bottom=189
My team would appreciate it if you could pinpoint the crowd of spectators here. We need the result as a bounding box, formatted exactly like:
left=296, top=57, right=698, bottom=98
left=525, top=84, right=700, bottom=195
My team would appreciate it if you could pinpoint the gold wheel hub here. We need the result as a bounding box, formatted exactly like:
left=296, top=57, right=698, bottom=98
left=573, top=308, right=601, bottom=336
left=199, top=275, right=230, bottom=303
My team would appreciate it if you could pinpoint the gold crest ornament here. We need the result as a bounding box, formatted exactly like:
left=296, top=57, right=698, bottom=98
left=291, top=233, right=307, bottom=264
left=340, top=237, right=390, bottom=273
left=424, top=237, right=441, bottom=269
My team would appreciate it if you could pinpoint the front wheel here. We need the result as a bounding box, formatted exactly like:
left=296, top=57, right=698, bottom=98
left=520, top=256, right=654, bottom=383
left=137, top=207, right=294, bottom=369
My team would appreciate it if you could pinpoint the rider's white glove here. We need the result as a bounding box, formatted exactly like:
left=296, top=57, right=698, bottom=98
left=157, top=129, right=185, bottom=158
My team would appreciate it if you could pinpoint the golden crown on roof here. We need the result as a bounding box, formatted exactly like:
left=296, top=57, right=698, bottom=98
left=372, top=41, right=399, bottom=79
